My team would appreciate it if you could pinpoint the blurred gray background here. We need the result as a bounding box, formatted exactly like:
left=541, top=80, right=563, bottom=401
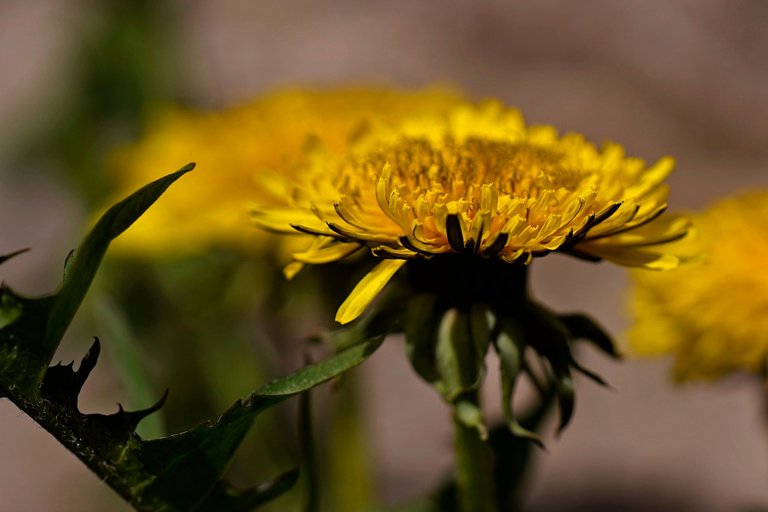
left=1, top=0, right=767, bottom=510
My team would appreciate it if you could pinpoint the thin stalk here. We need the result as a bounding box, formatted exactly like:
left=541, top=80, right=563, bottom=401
left=300, top=382, right=319, bottom=512
left=453, top=392, right=497, bottom=512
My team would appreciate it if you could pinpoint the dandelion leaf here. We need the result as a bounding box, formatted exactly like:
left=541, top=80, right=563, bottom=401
left=0, top=165, right=384, bottom=511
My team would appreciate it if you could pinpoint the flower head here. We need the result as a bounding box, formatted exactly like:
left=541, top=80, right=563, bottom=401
left=630, top=189, right=768, bottom=381
left=254, top=101, right=691, bottom=323
left=106, top=86, right=465, bottom=256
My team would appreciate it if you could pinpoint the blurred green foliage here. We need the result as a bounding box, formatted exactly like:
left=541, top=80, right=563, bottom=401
left=13, top=0, right=180, bottom=204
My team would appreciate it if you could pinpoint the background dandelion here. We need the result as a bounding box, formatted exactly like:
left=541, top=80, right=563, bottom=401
left=1, top=1, right=768, bottom=511
left=630, top=189, right=768, bottom=381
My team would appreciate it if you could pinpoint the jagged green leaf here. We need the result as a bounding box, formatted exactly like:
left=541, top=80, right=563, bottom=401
left=134, top=337, right=382, bottom=510
left=93, top=294, right=166, bottom=438
left=0, top=166, right=385, bottom=511
left=0, top=163, right=194, bottom=395
left=3, top=302, right=382, bottom=511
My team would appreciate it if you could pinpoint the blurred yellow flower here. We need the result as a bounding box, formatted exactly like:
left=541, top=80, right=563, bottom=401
left=630, top=189, right=768, bottom=381
left=107, top=86, right=466, bottom=256
left=253, top=101, right=691, bottom=324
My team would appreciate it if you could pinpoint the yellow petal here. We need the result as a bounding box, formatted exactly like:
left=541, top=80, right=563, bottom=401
left=580, top=244, right=681, bottom=270
left=283, top=261, right=305, bottom=279
left=293, top=241, right=361, bottom=264
left=624, top=156, right=675, bottom=198
left=595, top=214, right=692, bottom=247
left=253, top=169, right=293, bottom=202
left=251, top=207, right=328, bottom=233
left=336, top=259, right=407, bottom=324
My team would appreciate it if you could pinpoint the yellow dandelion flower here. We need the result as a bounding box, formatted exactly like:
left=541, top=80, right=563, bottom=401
left=630, top=188, right=768, bottom=381
left=254, top=101, right=691, bottom=324
left=106, top=86, right=466, bottom=256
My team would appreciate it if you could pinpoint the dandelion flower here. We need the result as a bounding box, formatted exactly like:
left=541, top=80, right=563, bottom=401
left=106, top=86, right=465, bottom=256
left=254, top=101, right=691, bottom=324
left=630, top=189, right=768, bottom=381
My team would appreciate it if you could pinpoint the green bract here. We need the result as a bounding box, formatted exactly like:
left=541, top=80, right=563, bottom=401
left=326, top=256, right=619, bottom=442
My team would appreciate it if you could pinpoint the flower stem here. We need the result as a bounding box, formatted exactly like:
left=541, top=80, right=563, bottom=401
left=453, top=393, right=497, bottom=512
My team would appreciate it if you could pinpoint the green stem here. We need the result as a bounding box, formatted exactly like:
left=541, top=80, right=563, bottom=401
left=453, top=394, right=497, bottom=512
left=327, top=371, right=375, bottom=512
left=300, top=382, right=319, bottom=512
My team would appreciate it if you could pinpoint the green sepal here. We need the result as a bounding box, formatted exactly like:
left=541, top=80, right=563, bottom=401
left=552, top=372, right=575, bottom=435
left=493, top=317, right=543, bottom=447
left=559, top=313, right=620, bottom=358
left=404, top=293, right=443, bottom=383
left=0, top=248, right=29, bottom=266
left=469, top=303, right=494, bottom=366
left=514, top=302, right=576, bottom=433
left=435, top=308, right=485, bottom=402
left=515, top=303, right=613, bottom=434
left=568, top=358, right=611, bottom=388
left=454, top=399, right=488, bottom=441
left=523, top=306, right=611, bottom=389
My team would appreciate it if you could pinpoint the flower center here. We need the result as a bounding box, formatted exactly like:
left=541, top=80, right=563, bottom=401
left=328, top=137, right=602, bottom=257
left=353, top=138, right=585, bottom=204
